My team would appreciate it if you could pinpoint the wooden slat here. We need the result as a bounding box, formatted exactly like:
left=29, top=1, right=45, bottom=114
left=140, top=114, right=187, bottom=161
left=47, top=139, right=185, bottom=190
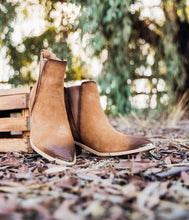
left=0, top=94, right=29, bottom=111
left=0, top=117, right=29, bottom=132
left=21, top=109, right=31, bottom=137
left=0, top=87, right=31, bottom=96
left=0, top=138, right=31, bottom=152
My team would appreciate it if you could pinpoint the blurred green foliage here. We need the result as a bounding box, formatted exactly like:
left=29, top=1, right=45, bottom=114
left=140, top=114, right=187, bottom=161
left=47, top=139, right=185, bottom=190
left=0, top=0, right=80, bottom=85
left=71, top=0, right=189, bottom=114
left=0, top=0, right=189, bottom=115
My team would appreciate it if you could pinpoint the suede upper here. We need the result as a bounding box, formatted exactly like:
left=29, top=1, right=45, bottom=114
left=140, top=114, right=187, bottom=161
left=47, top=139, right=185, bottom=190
left=30, top=51, right=75, bottom=162
left=65, top=81, right=151, bottom=153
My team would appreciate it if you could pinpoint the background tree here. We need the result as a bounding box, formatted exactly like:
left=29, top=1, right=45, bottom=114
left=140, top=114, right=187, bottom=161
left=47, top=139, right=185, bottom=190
left=0, top=0, right=84, bottom=86
left=72, top=0, right=189, bottom=115
left=0, top=0, right=189, bottom=115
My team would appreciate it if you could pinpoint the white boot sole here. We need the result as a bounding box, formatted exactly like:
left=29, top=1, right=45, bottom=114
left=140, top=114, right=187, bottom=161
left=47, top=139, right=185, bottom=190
left=75, top=141, right=156, bottom=156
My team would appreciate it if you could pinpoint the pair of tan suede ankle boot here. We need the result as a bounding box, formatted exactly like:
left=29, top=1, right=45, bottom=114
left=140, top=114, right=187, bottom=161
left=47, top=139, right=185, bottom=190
left=29, top=50, right=155, bottom=165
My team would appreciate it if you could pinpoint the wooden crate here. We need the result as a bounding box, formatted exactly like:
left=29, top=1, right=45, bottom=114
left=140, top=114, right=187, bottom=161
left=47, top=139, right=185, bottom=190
left=0, top=87, right=32, bottom=153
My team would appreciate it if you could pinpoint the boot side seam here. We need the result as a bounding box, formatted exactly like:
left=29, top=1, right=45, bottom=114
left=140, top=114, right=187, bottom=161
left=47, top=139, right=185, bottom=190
left=79, top=81, right=96, bottom=143
left=77, top=85, right=82, bottom=143
left=65, top=88, right=81, bottom=142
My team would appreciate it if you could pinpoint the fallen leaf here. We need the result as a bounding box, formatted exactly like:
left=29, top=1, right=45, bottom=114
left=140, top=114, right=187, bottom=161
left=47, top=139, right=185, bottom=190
left=44, top=166, right=71, bottom=174
left=181, top=171, right=189, bottom=186
left=53, top=200, right=83, bottom=220
left=109, top=206, right=123, bottom=220
left=156, top=167, right=189, bottom=178
left=0, top=159, right=23, bottom=167
left=54, top=176, right=78, bottom=189
left=114, top=159, right=158, bottom=173
left=82, top=200, right=105, bottom=218
left=23, top=204, right=52, bottom=220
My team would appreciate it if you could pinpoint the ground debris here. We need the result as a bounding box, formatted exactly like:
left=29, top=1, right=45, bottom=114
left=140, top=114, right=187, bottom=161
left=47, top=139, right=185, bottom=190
left=0, top=119, right=189, bottom=219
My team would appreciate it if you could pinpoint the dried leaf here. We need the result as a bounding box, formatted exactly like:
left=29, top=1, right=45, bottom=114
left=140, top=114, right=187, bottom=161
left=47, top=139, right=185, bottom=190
left=114, top=159, right=158, bottom=173
left=53, top=200, right=82, bottom=220
left=156, top=167, right=189, bottom=178
left=45, top=166, right=71, bottom=174
left=54, top=176, right=77, bottom=189
left=181, top=171, right=189, bottom=186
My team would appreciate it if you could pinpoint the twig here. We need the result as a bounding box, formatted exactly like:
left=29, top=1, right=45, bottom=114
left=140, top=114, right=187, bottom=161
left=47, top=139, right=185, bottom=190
left=163, top=163, right=189, bottom=167
left=156, top=166, right=189, bottom=178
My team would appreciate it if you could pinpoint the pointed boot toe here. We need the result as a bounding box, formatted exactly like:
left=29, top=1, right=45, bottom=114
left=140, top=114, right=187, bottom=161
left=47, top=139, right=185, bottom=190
left=31, top=141, right=76, bottom=165
left=65, top=81, right=156, bottom=156
left=30, top=50, right=76, bottom=165
left=49, top=143, right=76, bottom=162
left=122, top=136, right=155, bottom=155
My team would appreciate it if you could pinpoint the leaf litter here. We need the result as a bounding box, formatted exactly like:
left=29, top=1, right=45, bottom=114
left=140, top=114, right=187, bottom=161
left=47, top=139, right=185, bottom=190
left=0, top=119, right=189, bottom=219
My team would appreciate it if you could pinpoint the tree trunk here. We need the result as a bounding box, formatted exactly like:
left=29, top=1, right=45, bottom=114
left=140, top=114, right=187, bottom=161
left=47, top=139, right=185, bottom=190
left=177, top=21, right=189, bottom=97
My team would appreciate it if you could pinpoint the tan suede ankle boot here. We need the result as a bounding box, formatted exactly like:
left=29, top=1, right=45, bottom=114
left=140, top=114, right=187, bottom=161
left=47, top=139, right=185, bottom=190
left=65, top=81, right=155, bottom=156
left=30, top=50, right=76, bottom=165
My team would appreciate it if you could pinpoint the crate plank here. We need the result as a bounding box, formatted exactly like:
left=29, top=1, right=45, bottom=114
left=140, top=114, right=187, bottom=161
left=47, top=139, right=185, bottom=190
left=0, top=94, right=29, bottom=111
left=0, top=117, right=29, bottom=132
left=0, top=87, right=31, bottom=96
left=0, top=138, right=31, bottom=152
left=0, top=86, right=32, bottom=153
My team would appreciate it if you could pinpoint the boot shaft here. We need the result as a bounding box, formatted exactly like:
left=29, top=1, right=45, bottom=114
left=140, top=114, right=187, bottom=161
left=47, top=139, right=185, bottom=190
left=30, top=53, right=67, bottom=113
left=41, top=60, right=67, bottom=88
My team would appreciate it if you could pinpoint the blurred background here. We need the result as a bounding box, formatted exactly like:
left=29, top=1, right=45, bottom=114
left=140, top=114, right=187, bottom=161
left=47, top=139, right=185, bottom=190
left=0, top=0, right=189, bottom=118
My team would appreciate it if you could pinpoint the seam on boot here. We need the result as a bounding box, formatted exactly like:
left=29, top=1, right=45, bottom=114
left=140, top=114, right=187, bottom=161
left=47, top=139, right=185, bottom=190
left=64, top=87, right=80, bottom=141
left=78, top=84, right=83, bottom=143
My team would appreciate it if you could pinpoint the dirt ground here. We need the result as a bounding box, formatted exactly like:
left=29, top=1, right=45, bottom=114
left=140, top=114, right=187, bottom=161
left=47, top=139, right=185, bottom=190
left=0, top=117, right=189, bottom=220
